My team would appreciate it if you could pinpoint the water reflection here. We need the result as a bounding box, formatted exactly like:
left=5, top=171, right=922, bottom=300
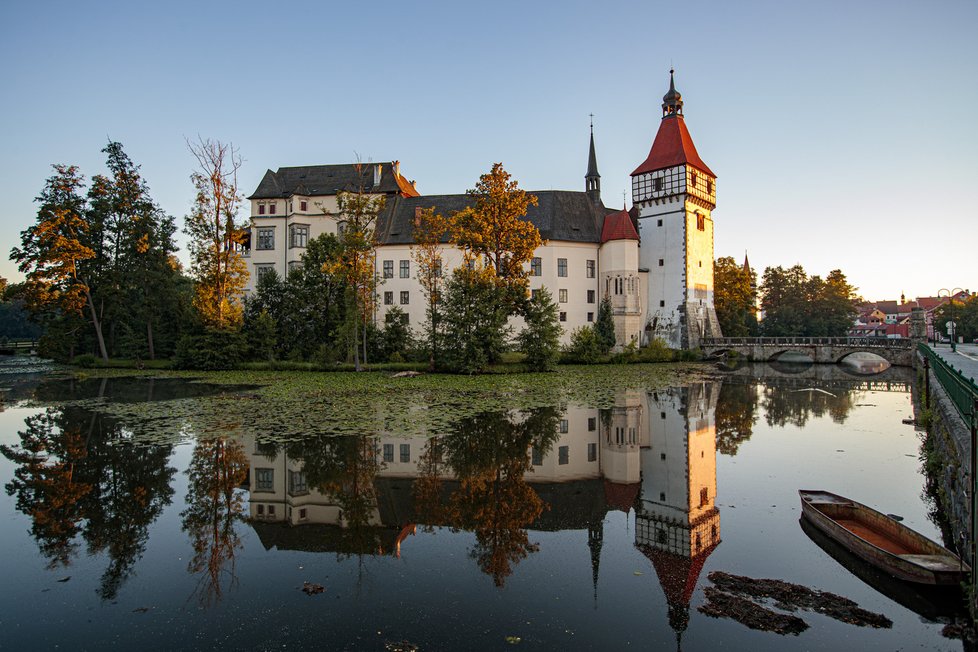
left=181, top=437, right=248, bottom=605
left=1, top=405, right=175, bottom=598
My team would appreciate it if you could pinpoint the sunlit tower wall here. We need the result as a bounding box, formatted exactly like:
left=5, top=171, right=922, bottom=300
left=631, top=72, right=721, bottom=349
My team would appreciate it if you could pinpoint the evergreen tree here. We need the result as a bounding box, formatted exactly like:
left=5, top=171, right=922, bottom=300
left=380, top=306, right=413, bottom=362
left=518, top=287, right=562, bottom=371
left=714, top=256, right=758, bottom=336
left=595, top=296, right=616, bottom=353
left=440, top=263, right=509, bottom=373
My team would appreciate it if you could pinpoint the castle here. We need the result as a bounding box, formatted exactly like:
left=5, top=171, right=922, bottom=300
left=244, top=72, right=721, bottom=349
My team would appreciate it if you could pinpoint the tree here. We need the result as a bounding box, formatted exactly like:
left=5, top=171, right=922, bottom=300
left=595, top=296, right=616, bottom=353
left=184, top=138, right=247, bottom=330
left=380, top=306, right=413, bottom=362
left=11, top=165, right=109, bottom=360
left=714, top=256, right=757, bottom=336
left=518, top=287, right=562, bottom=371
left=87, top=141, right=180, bottom=359
left=411, top=207, right=453, bottom=370
left=451, top=163, right=541, bottom=290
left=440, top=263, right=509, bottom=373
left=331, top=184, right=385, bottom=371
left=760, top=265, right=859, bottom=337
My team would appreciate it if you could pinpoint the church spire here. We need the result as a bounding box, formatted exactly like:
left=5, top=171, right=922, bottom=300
left=662, top=69, right=684, bottom=118
left=588, top=520, right=603, bottom=608
left=586, top=116, right=601, bottom=206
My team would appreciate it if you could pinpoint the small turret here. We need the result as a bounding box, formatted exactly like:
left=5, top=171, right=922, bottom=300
left=662, top=69, right=683, bottom=118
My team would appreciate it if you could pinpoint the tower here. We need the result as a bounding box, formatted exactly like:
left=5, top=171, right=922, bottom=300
left=631, top=71, right=721, bottom=349
left=586, top=118, right=601, bottom=206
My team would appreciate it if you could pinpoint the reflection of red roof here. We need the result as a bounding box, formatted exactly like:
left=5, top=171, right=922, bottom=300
left=601, top=210, right=640, bottom=243
left=631, top=116, right=715, bottom=177
left=603, top=480, right=640, bottom=513
left=643, top=541, right=720, bottom=606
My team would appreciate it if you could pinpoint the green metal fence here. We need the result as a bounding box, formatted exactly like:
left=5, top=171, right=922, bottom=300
left=918, top=343, right=978, bottom=423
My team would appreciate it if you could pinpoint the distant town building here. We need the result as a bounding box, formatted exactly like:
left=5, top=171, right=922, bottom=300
left=850, top=290, right=970, bottom=339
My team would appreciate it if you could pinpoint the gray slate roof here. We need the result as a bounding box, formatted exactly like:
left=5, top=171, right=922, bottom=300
left=376, top=191, right=617, bottom=245
left=248, top=163, right=408, bottom=199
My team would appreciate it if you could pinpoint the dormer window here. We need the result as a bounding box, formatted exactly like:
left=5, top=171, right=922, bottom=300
left=258, top=203, right=266, bottom=215
left=269, top=203, right=276, bottom=215
left=300, top=200, right=307, bottom=212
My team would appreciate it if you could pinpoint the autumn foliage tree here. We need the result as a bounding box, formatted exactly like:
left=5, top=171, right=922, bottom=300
left=185, top=138, right=248, bottom=330
left=11, top=165, right=109, bottom=359
left=331, top=186, right=386, bottom=371
left=451, top=162, right=541, bottom=293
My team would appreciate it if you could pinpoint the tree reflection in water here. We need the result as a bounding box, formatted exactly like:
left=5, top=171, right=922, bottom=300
left=715, top=382, right=759, bottom=456
left=181, top=437, right=248, bottom=606
left=415, top=407, right=561, bottom=586
left=2, top=405, right=175, bottom=599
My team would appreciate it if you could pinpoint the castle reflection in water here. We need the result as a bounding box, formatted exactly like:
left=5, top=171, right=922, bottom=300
left=244, top=381, right=722, bottom=629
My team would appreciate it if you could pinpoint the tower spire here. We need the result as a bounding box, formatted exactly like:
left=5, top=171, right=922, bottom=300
left=586, top=115, right=602, bottom=205
left=662, top=69, right=684, bottom=118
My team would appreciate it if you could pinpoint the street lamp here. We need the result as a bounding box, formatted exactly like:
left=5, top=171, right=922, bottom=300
left=938, top=288, right=964, bottom=352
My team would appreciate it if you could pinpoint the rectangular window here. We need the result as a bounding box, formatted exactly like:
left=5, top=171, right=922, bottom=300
left=587, top=417, right=596, bottom=431
left=400, top=291, right=409, bottom=305
left=400, top=260, right=410, bottom=278
left=587, top=312, right=594, bottom=322
left=658, top=259, right=664, bottom=267
left=654, top=177, right=663, bottom=192
left=696, top=214, right=705, bottom=231
left=657, top=219, right=663, bottom=227
left=255, top=264, right=275, bottom=281
left=558, top=445, right=569, bottom=465
left=557, top=258, right=568, bottom=277
left=531, top=289, right=540, bottom=300
left=588, top=442, right=597, bottom=462
left=290, top=224, right=309, bottom=248
left=400, top=444, right=410, bottom=463
left=587, top=290, right=595, bottom=303
left=531, top=447, right=543, bottom=466
left=287, top=261, right=301, bottom=276
left=258, top=203, right=266, bottom=215
left=558, top=289, right=568, bottom=303
left=383, top=444, right=394, bottom=462
left=269, top=203, right=277, bottom=215
left=300, top=200, right=307, bottom=212
left=691, top=172, right=698, bottom=188
left=255, top=468, right=274, bottom=492
left=559, top=311, right=567, bottom=322
left=257, top=227, right=275, bottom=250
left=707, top=180, right=713, bottom=194
left=299, top=508, right=307, bottom=520
left=700, top=487, right=709, bottom=507
left=383, top=260, right=394, bottom=278
left=268, top=504, right=276, bottom=516
left=289, top=471, right=307, bottom=495
left=586, top=260, right=595, bottom=278
left=559, top=419, right=568, bottom=433
left=659, top=300, right=665, bottom=307
left=530, top=257, right=542, bottom=276
left=384, top=291, right=393, bottom=305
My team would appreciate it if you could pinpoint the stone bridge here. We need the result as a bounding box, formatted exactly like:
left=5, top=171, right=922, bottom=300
left=700, top=337, right=916, bottom=367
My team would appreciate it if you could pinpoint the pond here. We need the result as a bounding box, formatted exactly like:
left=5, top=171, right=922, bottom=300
left=0, top=361, right=968, bottom=651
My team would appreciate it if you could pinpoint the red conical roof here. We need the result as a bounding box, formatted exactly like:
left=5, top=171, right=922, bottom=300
left=631, top=116, right=715, bottom=178
left=601, top=209, right=640, bottom=243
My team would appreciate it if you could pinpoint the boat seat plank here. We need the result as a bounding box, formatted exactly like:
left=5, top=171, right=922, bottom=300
left=835, top=519, right=913, bottom=555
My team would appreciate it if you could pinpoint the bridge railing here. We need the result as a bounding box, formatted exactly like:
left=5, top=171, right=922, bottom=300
left=702, top=336, right=914, bottom=349
left=918, top=343, right=978, bottom=424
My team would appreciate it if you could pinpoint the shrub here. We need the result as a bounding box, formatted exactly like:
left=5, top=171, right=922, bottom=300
left=174, top=328, right=245, bottom=370
left=72, top=353, right=100, bottom=368
left=564, top=326, right=604, bottom=364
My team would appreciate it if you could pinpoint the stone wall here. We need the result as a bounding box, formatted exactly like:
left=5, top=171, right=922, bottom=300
left=918, top=353, right=974, bottom=566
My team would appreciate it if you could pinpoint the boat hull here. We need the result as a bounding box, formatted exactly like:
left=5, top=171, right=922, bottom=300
left=799, top=490, right=968, bottom=586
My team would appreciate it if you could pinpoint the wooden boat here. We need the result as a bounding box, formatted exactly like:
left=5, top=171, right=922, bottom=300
left=799, top=490, right=969, bottom=585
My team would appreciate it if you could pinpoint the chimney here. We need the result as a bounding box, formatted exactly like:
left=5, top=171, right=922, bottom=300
left=374, top=164, right=382, bottom=187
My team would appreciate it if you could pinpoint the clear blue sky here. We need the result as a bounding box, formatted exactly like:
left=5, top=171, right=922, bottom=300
left=2, top=0, right=975, bottom=301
